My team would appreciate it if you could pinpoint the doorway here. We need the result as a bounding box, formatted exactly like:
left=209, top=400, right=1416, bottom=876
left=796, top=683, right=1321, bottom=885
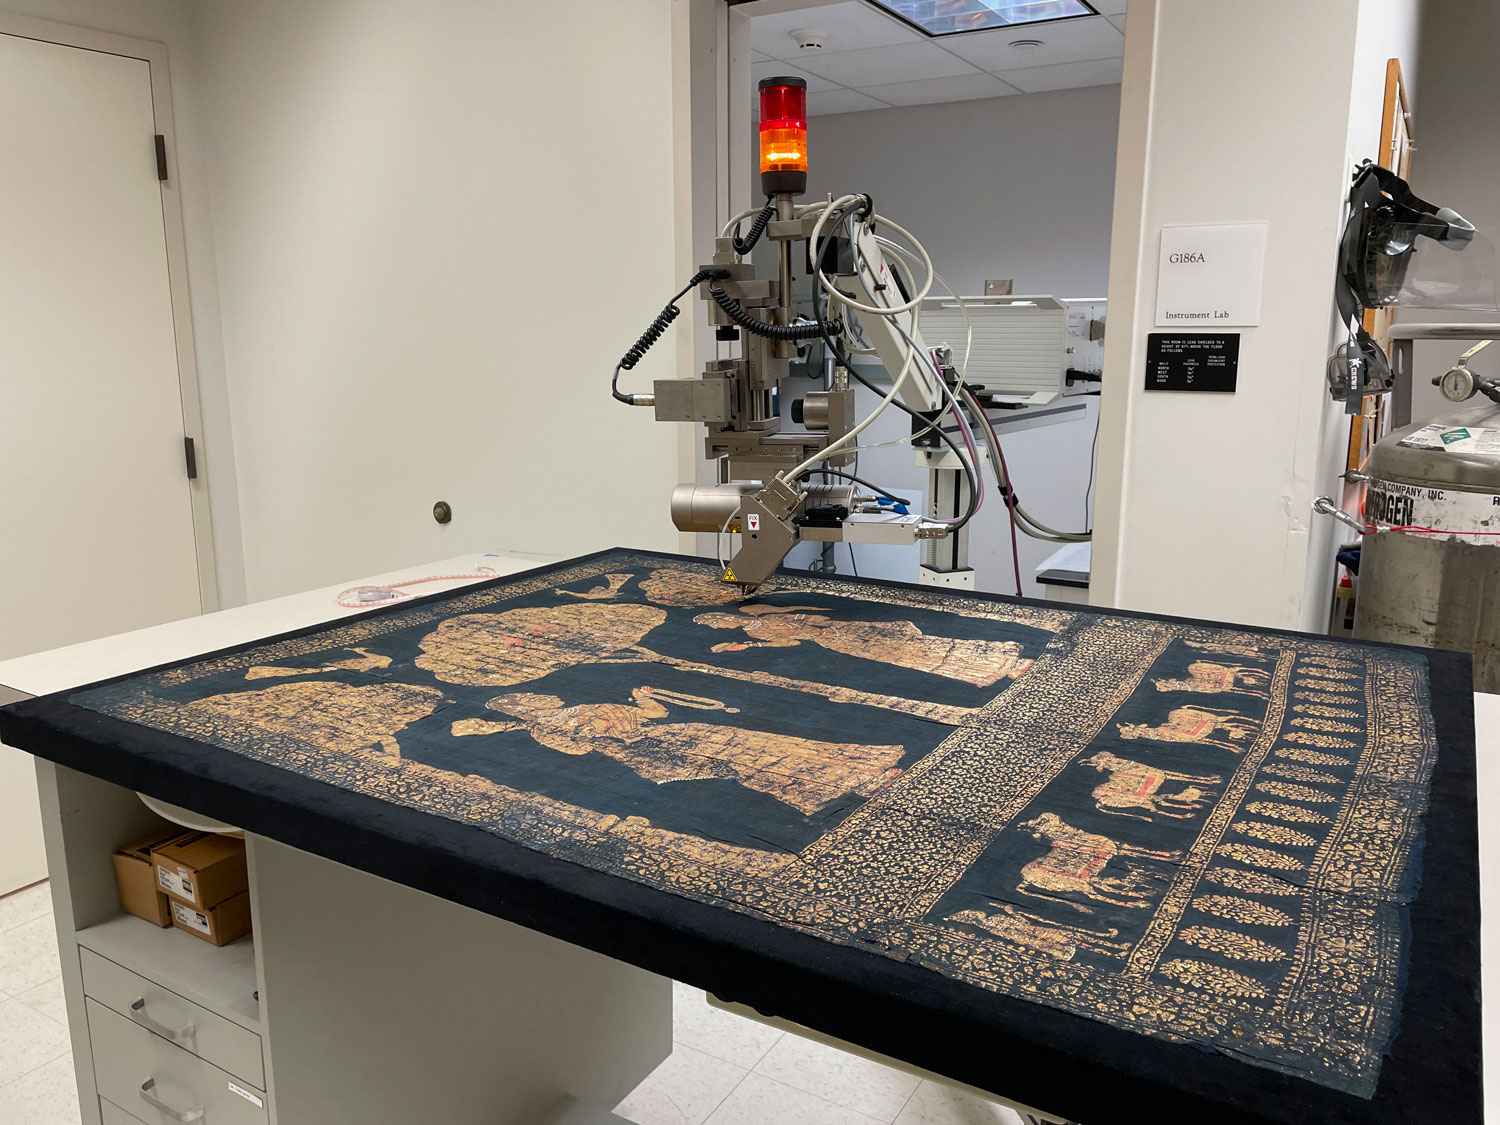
left=0, top=19, right=215, bottom=893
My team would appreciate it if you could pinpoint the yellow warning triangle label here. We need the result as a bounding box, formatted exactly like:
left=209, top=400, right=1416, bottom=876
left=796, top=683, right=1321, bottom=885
left=721, top=567, right=737, bottom=582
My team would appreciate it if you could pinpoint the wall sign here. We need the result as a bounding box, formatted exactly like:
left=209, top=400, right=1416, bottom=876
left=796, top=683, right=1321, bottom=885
left=1156, top=222, right=1268, bottom=327
left=1144, top=333, right=1239, bottom=392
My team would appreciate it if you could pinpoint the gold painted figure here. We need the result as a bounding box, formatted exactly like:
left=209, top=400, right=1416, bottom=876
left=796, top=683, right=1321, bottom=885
left=639, top=568, right=747, bottom=607
left=469, top=686, right=904, bottom=815
left=1077, top=751, right=1220, bottom=821
left=245, top=646, right=392, bottom=681
left=948, top=903, right=1131, bottom=960
left=557, top=573, right=635, bottom=601
left=415, top=604, right=667, bottom=686
left=1118, top=706, right=1259, bottom=753
left=1183, top=639, right=1269, bottom=661
left=1015, top=813, right=1183, bottom=913
left=186, top=681, right=444, bottom=759
left=693, top=605, right=1034, bottom=688
left=1153, top=661, right=1270, bottom=700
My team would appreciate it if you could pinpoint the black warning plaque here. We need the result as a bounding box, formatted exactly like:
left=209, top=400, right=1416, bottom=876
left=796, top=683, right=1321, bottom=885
left=1144, top=333, right=1239, bottom=392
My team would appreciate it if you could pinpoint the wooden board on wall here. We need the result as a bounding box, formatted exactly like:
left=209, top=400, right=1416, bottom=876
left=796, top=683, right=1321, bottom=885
left=1346, top=58, right=1414, bottom=474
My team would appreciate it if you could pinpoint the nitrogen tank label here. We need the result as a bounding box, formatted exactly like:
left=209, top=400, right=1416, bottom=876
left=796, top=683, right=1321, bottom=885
left=1396, top=424, right=1500, bottom=454
left=1367, top=478, right=1500, bottom=544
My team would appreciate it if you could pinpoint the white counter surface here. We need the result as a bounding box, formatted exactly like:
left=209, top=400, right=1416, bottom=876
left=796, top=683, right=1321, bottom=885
left=0, top=552, right=540, bottom=698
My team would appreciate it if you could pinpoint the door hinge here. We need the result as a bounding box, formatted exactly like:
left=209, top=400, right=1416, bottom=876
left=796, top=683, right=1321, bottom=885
left=184, top=436, right=198, bottom=480
left=155, top=134, right=168, bottom=182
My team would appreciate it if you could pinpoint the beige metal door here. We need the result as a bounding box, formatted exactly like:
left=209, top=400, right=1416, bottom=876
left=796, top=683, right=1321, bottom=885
left=0, top=29, right=208, bottom=892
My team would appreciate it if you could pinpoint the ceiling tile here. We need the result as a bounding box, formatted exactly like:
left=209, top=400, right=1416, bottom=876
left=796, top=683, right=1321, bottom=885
left=862, top=72, right=1020, bottom=106
left=751, top=1, right=924, bottom=60
left=1091, top=0, right=1127, bottom=13
left=752, top=59, right=841, bottom=93
left=808, top=87, right=890, bottom=116
left=998, top=55, right=1124, bottom=93
left=752, top=49, right=771, bottom=61
left=942, top=14, right=1123, bottom=70
left=800, top=41, right=978, bottom=86
left=1107, top=13, right=1125, bottom=32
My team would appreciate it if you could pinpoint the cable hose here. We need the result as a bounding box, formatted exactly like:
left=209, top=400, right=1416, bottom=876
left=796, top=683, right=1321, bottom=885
left=708, top=285, right=837, bottom=341
left=732, top=198, right=776, bottom=255
left=617, top=268, right=728, bottom=372
left=618, top=302, right=681, bottom=372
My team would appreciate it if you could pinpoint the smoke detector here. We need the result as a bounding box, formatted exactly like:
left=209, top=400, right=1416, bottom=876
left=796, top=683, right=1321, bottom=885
left=789, top=27, right=828, bottom=52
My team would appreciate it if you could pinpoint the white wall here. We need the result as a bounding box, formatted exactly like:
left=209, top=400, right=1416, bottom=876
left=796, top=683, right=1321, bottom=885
left=805, top=86, right=1121, bottom=297
left=766, top=86, right=1119, bottom=593
left=1093, top=0, right=1420, bottom=632
left=192, top=0, right=689, bottom=600
left=1402, top=0, right=1500, bottom=426
left=0, top=0, right=247, bottom=606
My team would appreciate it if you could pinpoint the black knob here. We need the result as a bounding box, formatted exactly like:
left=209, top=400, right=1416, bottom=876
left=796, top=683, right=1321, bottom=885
left=791, top=398, right=805, bottom=424
left=433, top=501, right=453, bottom=525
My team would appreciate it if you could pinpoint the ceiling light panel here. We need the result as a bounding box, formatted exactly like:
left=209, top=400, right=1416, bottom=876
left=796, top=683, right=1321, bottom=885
left=868, top=0, right=1094, bottom=37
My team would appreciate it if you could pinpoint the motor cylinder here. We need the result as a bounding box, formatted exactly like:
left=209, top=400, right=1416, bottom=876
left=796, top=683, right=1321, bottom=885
left=670, top=482, right=855, bottom=533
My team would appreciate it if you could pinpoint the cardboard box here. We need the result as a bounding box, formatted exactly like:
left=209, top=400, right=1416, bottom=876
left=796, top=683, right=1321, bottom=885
left=152, top=832, right=248, bottom=910
left=170, top=891, right=252, bottom=947
left=113, top=828, right=194, bottom=927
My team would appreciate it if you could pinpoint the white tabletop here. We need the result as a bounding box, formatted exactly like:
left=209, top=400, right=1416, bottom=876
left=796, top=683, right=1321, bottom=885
left=1, top=557, right=1493, bottom=1116
left=0, top=552, right=541, bottom=698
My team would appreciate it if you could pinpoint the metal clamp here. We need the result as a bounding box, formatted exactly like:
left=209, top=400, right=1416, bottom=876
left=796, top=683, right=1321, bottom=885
left=1313, top=496, right=1368, bottom=535
left=139, top=1077, right=204, bottom=1122
left=130, top=997, right=194, bottom=1042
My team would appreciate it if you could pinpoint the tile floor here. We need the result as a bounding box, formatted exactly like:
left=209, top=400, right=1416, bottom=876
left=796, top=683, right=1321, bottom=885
left=620, top=983, right=1025, bottom=1125
left=0, top=882, right=74, bottom=1124
left=0, top=881, right=1024, bottom=1124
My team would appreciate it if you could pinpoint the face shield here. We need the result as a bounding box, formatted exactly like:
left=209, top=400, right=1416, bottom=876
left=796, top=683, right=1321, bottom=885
left=1340, top=163, right=1496, bottom=312
left=1364, top=220, right=1497, bottom=311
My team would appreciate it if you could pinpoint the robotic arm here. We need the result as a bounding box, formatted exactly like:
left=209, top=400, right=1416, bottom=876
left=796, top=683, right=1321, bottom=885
left=613, top=77, right=984, bottom=592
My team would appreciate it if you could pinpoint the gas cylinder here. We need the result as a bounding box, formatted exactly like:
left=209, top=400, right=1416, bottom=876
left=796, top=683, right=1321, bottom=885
left=1355, top=398, right=1500, bottom=689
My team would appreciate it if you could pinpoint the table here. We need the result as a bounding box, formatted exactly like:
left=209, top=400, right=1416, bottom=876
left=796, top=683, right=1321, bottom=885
left=0, top=552, right=668, bottom=1125
left=1, top=549, right=1484, bottom=1125
left=1034, top=542, right=1091, bottom=606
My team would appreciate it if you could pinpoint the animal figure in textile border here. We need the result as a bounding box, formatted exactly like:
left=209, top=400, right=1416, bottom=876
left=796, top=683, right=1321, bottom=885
left=1117, top=706, right=1260, bottom=752
left=1078, top=751, right=1221, bottom=821
left=1015, top=813, right=1184, bottom=913
left=947, top=903, right=1132, bottom=960
left=1153, top=660, right=1271, bottom=700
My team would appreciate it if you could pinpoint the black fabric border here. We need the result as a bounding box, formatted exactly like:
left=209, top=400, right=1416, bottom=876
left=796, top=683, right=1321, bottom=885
left=0, top=548, right=1480, bottom=1124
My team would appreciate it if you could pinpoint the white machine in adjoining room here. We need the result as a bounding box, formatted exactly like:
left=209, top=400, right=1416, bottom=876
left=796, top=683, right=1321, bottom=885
left=917, top=294, right=1069, bottom=405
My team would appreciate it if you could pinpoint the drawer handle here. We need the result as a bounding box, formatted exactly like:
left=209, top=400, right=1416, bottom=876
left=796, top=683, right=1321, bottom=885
left=130, top=997, right=195, bottom=1042
left=140, top=1076, right=205, bottom=1122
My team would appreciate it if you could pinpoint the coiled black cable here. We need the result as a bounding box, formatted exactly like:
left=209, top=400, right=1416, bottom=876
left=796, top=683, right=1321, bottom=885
left=618, top=304, right=680, bottom=372
left=613, top=268, right=729, bottom=404
left=731, top=197, right=777, bottom=255
left=707, top=284, right=836, bottom=341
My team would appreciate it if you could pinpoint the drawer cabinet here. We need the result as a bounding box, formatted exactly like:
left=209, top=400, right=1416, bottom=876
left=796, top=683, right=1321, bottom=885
left=100, top=1098, right=149, bottom=1124
left=81, top=946, right=265, bottom=1088
left=87, top=999, right=268, bottom=1125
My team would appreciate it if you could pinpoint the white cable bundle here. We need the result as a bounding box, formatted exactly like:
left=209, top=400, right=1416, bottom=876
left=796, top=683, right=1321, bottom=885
left=777, top=197, right=943, bottom=485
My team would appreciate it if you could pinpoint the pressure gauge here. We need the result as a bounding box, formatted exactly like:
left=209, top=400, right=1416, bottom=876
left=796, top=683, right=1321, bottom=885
left=1439, top=363, right=1478, bottom=402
